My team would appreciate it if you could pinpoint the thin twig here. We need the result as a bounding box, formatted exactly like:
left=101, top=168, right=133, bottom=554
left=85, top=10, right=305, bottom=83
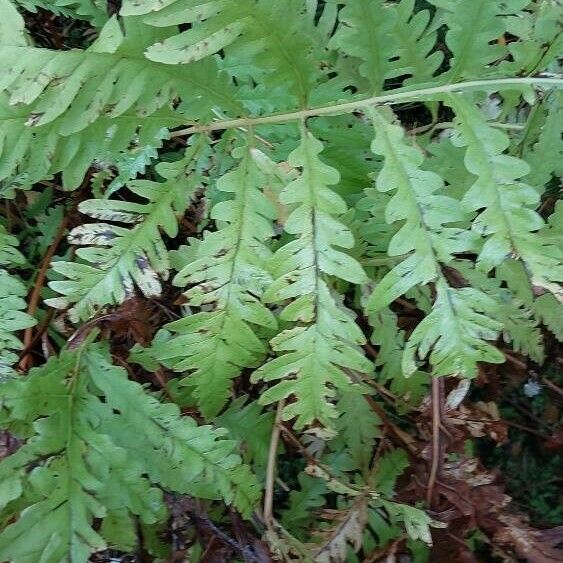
left=188, top=507, right=262, bottom=563
left=18, top=309, right=55, bottom=360
left=362, top=394, right=417, bottom=454
left=18, top=215, right=70, bottom=371
left=502, top=349, right=528, bottom=370
left=367, top=429, right=388, bottom=486
left=542, top=377, right=563, bottom=399
left=264, top=401, right=285, bottom=532
left=426, top=377, right=443, bottom=508
left=497, top=419, right=551, bottom=440
left=505, top=397, right=553, bottom=431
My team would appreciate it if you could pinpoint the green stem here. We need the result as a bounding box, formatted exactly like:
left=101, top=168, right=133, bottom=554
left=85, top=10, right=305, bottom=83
left=172, top=77, right=562, bottom=136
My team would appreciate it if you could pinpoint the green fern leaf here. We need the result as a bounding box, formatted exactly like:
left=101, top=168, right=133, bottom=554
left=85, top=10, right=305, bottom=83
left=0, top=93, right=177, bottom=194
left=331, top=389, right=382, bottom=471
left=329, top=0, right=398, bottom=93
left=534, top=294, right=563, bottom=341
left=0, top=225, right=36, bottom=377
left=123, top=0, right=325, bottom=106
left=428, top=0, right=507, bottom=80
left=0, top=8, right=243, bottom=132
left=495, top=257, right=562, bottom=346
left=0, top=342, right=259, bottom=562
left=89, top=345, right=260, bottom=515
left=373, top=448, right=410, bottom=497
left=367, top=108, right=504, bottom=377
left=390, top=0, right=443, bottom=84
left=367, top=108, right=476, bottom=309
left=148, top=143, right=277, bottom=418
left=281, top=472, right=327, bottom=536
left=215, top=396, right=274, bottom=469
left=47, top=142, right=206, bottom=321
left=379, top=500, right=433, bottom=545
left=251, top=129, right=371, bottom=430
left=447, top=94, right=563, bottom=289
left=403, top=281, right=505, bottom=377
left=367, top=307, right=428, bottom=408
left=455, top=261, right=545, bottom=363
left=523, top=93, right=563, bottom=192
left=502, top=1, right=563, bottom=74
left=330, top=0, right=442, bottom=92
left=0, top=0, right=244, bottom=191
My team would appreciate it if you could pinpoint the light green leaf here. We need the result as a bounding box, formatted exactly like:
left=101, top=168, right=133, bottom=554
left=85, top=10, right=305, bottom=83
left=403, top=282, right=504, bottom=377
left=252, top=130, right=370, bottom=431
left=367, top=108, right=501, bottom=378
left=447, top=94, right=563, bottom=289
left=148, top=143, right=276, bottom=418
left=0, top=225, right=36, bottom=377
left=47, top=142, right=207, bottom=321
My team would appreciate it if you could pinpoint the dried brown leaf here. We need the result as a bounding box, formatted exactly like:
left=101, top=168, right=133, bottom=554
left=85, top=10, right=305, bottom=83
left=314, top=499, right=368, bottom=563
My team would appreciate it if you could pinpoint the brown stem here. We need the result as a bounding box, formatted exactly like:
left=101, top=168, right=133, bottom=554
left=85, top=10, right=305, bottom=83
left=18, top=215, right=70, bottom=372
left=426, top=377, right=444, bottom=508
left=542, top=377, right=563, bottom=399
left=362, top=394, right=417, bottom=454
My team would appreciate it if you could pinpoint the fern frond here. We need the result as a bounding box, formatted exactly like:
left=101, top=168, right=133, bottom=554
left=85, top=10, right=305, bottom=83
left=391, top=0, right=443, bottom=84
left=331, top=389, right=381, bottom=471
left=522, top=92, right=562, bottom=192
left=216, top=396, right=274, bottom=469
left=367, top=307, right=428, bottom=408
left=1, top=0, right=244, bottom=191
left=0, top=8, right=243, bottom=132
left=147, top=144, right=277, bottom=418
left=433, top=0, right=561, bottom=80
left=495, top=256, right=562, bottom=345
left=501, top=0, right=563, bottom=74
left=330, top=0, right=442, bottom=92
left=0, top=225, right=36, bottom=377
left=89, top=345, right=260, bottom=515
left=0, top=342, right=259, bottom=562
left=428, top=0, right=507, bottom=80
left=367, top=108, right=473, bottom=306
left=121, top=0, right=326, bottom=106
left=329, top=0, right=398, bottom=93
left=47, top=142, right=206, bottom=321
left=456, top=261, right=545, bottom=363
left=532, top=203, right=563, bottom=335
left=534, top=294, right=563, bottom=341
left=403, top=281, right=505, bottom=377
left=0, top=93, right=177, bottom=194
left=367, top=108, right=504, bottom=377
left=281, top=472, right=327, bottom=535
left=251, top=129, right=371, bottom=431
left=447, top=94, right=563, bottom=289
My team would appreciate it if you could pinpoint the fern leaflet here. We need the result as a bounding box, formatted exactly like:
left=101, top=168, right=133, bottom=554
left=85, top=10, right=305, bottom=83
left=0, top=225, right=36, bottom=377
left=367, top=108, right=504, bottom=377
left=147, top=142, right=277, bottom=418
left=251, top=128, right=371, bottom=430
left=447, top=94, right=563, bottom=290
left=47, top=141, right=207, bottom=321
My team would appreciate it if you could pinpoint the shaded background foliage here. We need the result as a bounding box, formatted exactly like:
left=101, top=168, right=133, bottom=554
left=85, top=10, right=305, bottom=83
left=0, top=0, right=562, bottom=561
